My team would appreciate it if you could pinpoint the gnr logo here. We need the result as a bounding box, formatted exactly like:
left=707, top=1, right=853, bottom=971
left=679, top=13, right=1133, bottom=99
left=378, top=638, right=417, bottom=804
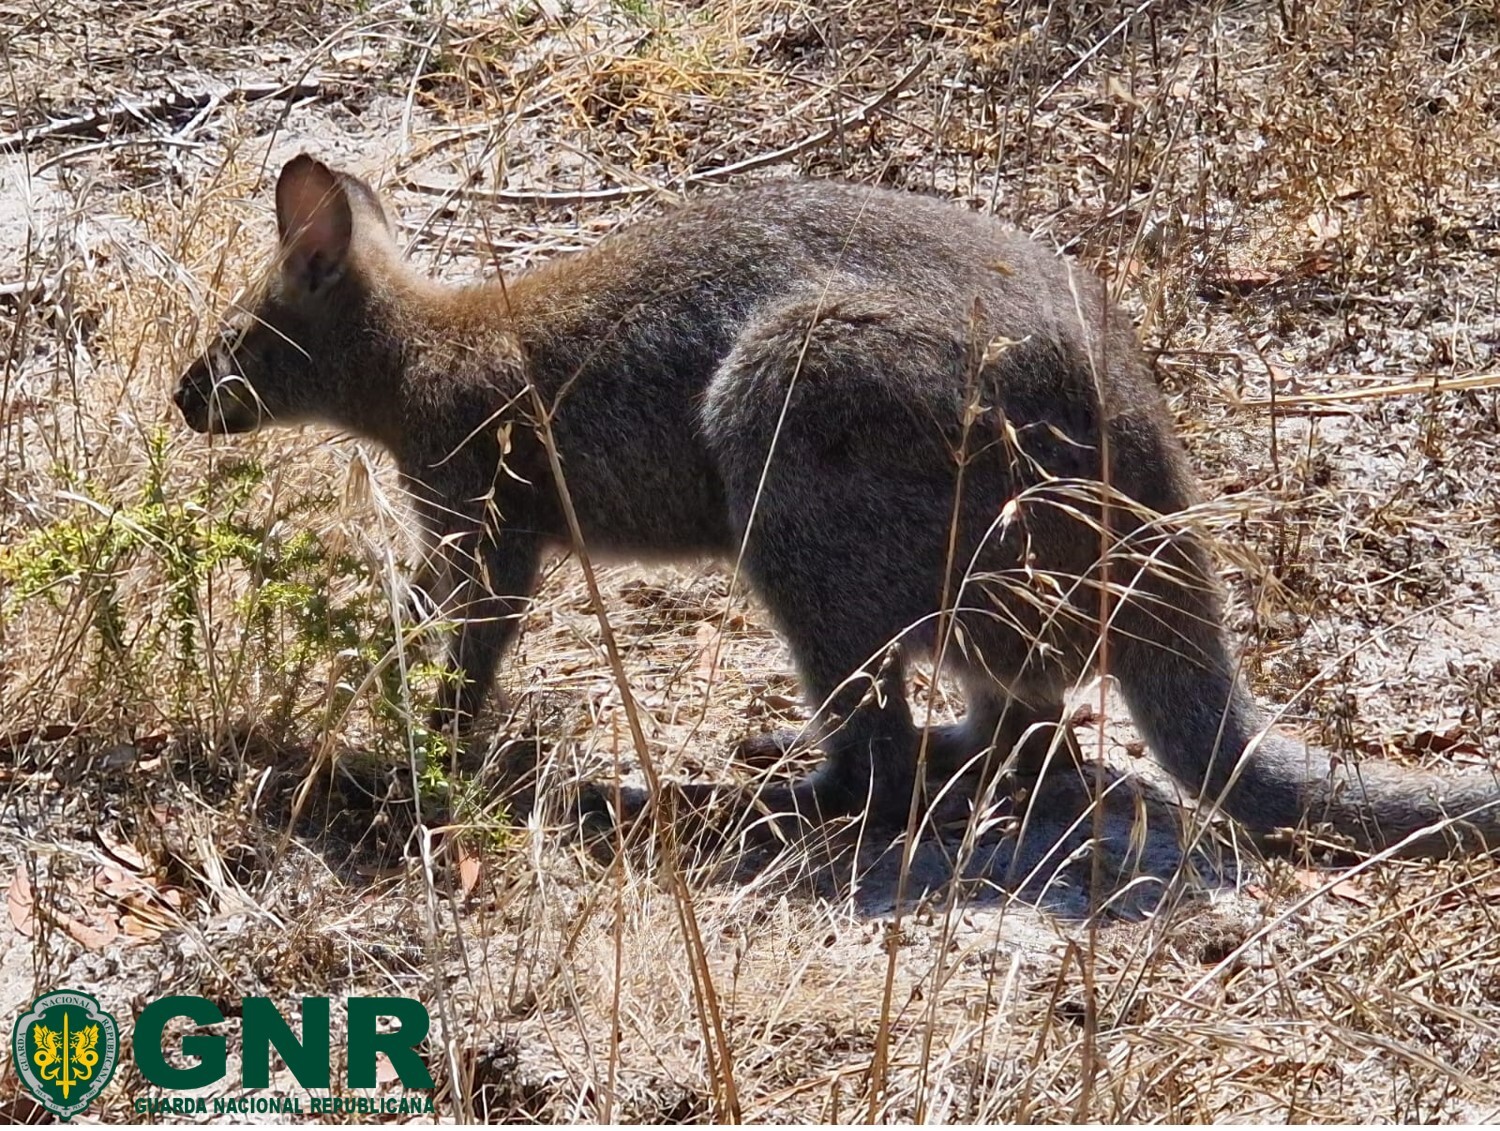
left=135, top=996, right=433, bottom=1090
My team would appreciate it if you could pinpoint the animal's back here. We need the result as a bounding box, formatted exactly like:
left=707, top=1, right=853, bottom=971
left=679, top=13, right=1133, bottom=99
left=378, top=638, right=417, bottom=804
left=546, top=180, right=1109, bottom=344
left=518, top=180, right=1192, bottom=546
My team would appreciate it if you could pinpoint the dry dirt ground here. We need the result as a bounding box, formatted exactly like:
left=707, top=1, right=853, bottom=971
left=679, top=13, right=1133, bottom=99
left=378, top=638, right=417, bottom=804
left=3, top=0, right=1500, bottom=1123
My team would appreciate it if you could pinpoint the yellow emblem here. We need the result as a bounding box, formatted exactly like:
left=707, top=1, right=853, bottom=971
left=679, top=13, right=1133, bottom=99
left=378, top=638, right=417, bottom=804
left=13, top=990, right=118, bottom=1120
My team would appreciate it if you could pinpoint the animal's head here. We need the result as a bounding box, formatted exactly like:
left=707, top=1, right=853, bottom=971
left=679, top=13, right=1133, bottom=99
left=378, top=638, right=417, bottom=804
left=174, top=154, right=401, bottom=438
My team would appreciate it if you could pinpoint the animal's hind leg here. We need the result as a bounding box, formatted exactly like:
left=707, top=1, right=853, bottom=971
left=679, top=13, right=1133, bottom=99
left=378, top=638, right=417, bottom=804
left=701, top=285, right=1001, bottom=828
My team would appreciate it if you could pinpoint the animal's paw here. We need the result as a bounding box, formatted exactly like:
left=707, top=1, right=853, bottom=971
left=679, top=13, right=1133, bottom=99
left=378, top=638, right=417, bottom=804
left=427, top=687, right=513, bottom=741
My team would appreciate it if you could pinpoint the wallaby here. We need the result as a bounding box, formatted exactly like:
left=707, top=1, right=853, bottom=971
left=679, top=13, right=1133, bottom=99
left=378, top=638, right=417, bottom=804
left=175, top=154, right=1500, bottom=857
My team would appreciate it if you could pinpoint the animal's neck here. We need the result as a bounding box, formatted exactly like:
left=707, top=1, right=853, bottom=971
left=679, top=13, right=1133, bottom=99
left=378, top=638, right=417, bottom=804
left=373, top=272, right=528, bottom=458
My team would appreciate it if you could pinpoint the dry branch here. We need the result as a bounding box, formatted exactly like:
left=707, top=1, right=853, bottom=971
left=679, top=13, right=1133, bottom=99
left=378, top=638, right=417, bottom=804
left=0, top=79, right=325, bottom=155
left=403, top=54, right=931, bottom=207
left=0, top=277, right=50, bottom=301
left=1245, top=370, right=1500, bottom=409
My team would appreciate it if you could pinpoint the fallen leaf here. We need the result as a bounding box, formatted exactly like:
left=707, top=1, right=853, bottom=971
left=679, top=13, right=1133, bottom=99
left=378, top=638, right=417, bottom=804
left=120, top=915, right=163, bottom=941
left=734, top=731, right=798, bottom=768
left=0, top=724, right=83, bottom=754
left=94, top=865, right=148, bottom=898
left=7, top=871, right=35, bottom=937
left=1068, top=704, right=1099, bottom=727
left=695, top=622, right=722, bottom=684
left=119, top=894, right=179, bottom=942
left=1202, top=265, right=1279, bottom=292
left=457, top=846, right=482, bottom=898
left=1293, top=249, right=1339, bottom=277
left=96, top=826, right=147, bottom=872
left=1408, top=727, right=1477, bottom=755
left=1113, top=256, right=1144, bottom=286
left=62, top=913, right=119, bottom=950
left=1266, top=363, right=1302, bottom=394
left=1294, top=868, right=1374, bottom=906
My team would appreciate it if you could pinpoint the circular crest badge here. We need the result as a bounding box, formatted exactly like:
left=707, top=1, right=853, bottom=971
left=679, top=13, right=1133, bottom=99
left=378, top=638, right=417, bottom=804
left=12, top=989, right=120, bottom=1121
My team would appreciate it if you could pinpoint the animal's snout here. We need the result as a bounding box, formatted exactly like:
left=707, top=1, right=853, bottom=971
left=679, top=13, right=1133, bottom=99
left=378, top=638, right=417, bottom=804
left=172, top=333, right=263, bottom=435
left=173, top=342, right=225, bottom=432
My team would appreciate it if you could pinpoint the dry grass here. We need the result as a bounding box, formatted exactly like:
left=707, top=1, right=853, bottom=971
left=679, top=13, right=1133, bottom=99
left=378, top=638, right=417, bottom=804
left=4, top=0, right=1500, bottom=1122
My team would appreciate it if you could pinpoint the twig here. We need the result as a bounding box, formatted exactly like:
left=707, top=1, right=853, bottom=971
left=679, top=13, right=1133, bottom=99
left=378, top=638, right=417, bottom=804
left=1243, top=370, right=1500, bottom=409
left=0, top=279, right=44, bottom=302
left=408, top=177, right=657, bottom=208
left=0, top=273, right=60, bottom=303
left=0, top=79, right=325, bottom=155
left=692, top=51, right=929, bottom=183
left=33, top=135, right=207, bottom=176
left=1035, top=0, right=1161, bottom=108
left=402, top=53, right=931, bottom=207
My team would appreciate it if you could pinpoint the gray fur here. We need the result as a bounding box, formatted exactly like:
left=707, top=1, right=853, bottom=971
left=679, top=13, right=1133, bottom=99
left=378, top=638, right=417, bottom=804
left=174, top=156, right=1500, bottom=857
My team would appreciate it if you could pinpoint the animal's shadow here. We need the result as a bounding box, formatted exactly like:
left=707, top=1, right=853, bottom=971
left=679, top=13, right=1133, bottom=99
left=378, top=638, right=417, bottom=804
left=501, top=743, right=1254, bottom=923
left=66, top=725, right=1250, bottom=919
left=836, top=766, right=1251, bottom=920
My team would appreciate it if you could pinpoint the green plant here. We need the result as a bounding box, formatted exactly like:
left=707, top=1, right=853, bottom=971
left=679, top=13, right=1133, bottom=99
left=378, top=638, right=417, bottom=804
left=2, top=430, right=260, bottom=711
left=0, top=430, right=446, bottom=746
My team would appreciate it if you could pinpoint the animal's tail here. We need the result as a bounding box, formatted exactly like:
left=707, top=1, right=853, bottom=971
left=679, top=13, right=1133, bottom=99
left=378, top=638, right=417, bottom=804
left=1113, top=619, right=1500, bottom=857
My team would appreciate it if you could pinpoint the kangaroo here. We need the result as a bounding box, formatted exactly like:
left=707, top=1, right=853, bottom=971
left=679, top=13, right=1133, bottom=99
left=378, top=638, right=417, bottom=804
left=174, top=154, right=1500, bottom=856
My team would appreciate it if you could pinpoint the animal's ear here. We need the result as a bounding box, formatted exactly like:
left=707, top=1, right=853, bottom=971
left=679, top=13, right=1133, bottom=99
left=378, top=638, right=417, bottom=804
left=335, top=169, right=398, bottom=240
left=275, top=154, right=353, bottom=293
